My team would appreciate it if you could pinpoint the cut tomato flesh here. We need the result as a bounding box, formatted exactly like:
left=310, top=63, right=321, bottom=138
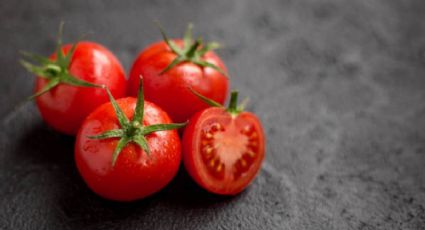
left=198, top=116, right=261, bottom=182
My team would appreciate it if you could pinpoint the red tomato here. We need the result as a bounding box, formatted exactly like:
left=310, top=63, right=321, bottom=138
left=75, top=97, right=182, bottom=201
left=182, top=94, right=265, bottom=195
left=128, top=26, right=229, bottom=123
left=29, top=41, right=126, bottom=135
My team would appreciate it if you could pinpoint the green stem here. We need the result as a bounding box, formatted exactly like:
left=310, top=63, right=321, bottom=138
left=227, top=91, right=239, bottom=114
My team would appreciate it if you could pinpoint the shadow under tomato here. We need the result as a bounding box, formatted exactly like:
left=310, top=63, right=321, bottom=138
left=15, top=122, right=75, bottom=166
left=159, top=165, right=244, bottom=208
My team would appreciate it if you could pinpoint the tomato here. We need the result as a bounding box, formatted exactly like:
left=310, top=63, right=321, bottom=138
left=75, top=77, right=185, bottom=201
left=182, top=91, right=265, bottom=195
left=36, top=42, right=126, bottom=135
left=22, top=38, right=126, bottom=135
left=128, top=24, right=229, bottom=123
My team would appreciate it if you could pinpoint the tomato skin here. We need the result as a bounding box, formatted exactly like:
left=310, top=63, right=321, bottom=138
left=128, top=40, right=229, bottom=123
left=182, top=107, right=265, bottom=195
left=35, top=41, right=127, bottom=135
left=75, top=97, right=181, bottom=201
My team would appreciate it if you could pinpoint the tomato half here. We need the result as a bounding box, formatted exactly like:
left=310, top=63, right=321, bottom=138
left=75, top=97, right=182, bottom=201
left=33, top=41, right=126, bottom=135
left=128, top=26, right=229, bottom=123
left=183, top=107, right=265, bottom=195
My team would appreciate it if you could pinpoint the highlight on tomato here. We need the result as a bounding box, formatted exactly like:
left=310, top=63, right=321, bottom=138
left=20, top=22, right=127, bottom=135
left=75, top=76, right=186, bottom=201
left=182, top=89, right=265, bottom=195
left=129, top=23, right=229, bottom=123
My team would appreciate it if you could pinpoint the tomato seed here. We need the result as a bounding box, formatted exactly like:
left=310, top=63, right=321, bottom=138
left=205, top=132, right=213, bottom=139
left=209, top=158, right=216, bottom=167
left=204, top=146, right=213, bottom=154
left=201, top=140, right=208, bottom=145
left=242, top=125, right=251, bottom=133
left=240, top=159, right=247, bottom=167
left=211, top=123, right=223, bottom=132
left=247, top=150, right=255, bottom=157
left=216, top=163, right=223, bottom=172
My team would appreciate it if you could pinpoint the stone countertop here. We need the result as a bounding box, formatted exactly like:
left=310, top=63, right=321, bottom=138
left=1, top=0, right=425, bottom=229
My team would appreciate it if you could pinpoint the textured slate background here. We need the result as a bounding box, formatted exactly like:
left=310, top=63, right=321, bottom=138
left=1, top=0, right=425, bottom=229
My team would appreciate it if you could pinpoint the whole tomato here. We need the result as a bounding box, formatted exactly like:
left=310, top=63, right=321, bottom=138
left=183, top=90, right=265, bottom=195
left=129, top=24, right=229, bottom=123
left=21, top=25, right=126, bottom=135
left=75, top=77, right=185, bottom=201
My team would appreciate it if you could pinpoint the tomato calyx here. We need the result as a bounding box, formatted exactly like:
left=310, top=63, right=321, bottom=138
left=156, top=22, right=227, bottom=76
left=20, top=22, right=100, bottom=99
left=189, top=88, right=248, bottom=116
left=89, top=76, right=187, bottom=166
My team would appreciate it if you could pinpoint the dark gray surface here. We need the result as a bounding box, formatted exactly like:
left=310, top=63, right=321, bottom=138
left=1, top=0, right=425, bottom=229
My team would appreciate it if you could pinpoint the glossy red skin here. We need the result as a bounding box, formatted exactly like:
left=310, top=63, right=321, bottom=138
left=129, top=40, right=229, bottom=123
left=75, top=97, right=181, bottom=201
left=183, top=107, right=265, bottom=195
left=35, top=41, right=127, bottom=135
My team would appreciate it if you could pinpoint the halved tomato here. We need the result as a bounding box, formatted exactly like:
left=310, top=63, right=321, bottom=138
left=182, top=91, right=265, bottom=195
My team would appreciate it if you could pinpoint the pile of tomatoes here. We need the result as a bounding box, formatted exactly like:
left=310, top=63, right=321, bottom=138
left=21, top=23, right=265, bottom=201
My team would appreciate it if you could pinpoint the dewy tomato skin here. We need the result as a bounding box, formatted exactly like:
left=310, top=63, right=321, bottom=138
left=182, top=107, right=265, bottom=195
left=129, top=39, right=229, bottom=123
left=34, top=42, right=126, bottom=135
left=75, top=97, right=182, bottom=201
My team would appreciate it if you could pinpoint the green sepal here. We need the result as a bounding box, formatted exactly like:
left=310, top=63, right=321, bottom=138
left=88, top=129, right=125, bottom=139
left=62, top=43, right=78, bottom=68
left=159, top=56, right=184, bottom=75
left=192, top=59, right=226, bottom=76
left=55, top=21, right=65, bottom=62
left=189, top=88, right=248, bottom=116
left=132, top=75, right=145, bottom=123
left=198, top=42, right=220, bottom=56
left=188, top=87, right=223, bottom=107
left=142, top=122, right=187, bottom=135
left=20, top=51, right=55, bottom=66
left=27, top=77, right=60, bottom=100
left=183, top=23, right=193, bottom=51
left=61, top=73, right=101, bottom=88
left=186, top=38, right=202, bottom=58
left=111, top=137, right=130, bottom=166
left=104, top=87, right=130, bottom=128
left=132, top=135, right=150, bottom=156
left=155, top=21, right=183, bottom=55
left=237, top=97, right=250, bottom=112
left=20, top=60, right=52, bottom=78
